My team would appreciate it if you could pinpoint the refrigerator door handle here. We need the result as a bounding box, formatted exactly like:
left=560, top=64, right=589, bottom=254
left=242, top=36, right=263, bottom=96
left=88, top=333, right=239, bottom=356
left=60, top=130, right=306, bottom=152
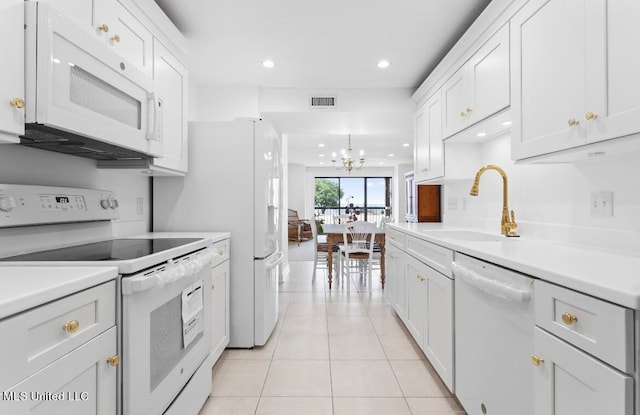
left=265, top=251, right=284, bottom=269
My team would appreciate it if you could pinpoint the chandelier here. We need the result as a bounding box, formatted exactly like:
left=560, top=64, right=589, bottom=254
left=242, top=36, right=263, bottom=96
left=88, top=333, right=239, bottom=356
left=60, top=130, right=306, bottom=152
left=331, top=134, right=365, bottom=173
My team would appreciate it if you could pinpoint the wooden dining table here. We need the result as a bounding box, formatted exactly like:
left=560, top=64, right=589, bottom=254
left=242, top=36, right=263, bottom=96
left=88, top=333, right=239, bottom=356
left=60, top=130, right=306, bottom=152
left=321, top=223, right=385, bottom=290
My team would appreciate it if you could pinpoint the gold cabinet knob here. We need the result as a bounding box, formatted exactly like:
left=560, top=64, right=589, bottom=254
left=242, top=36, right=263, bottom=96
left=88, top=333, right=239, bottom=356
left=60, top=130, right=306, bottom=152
left=460, top=111, right=466, bottom=117
left=416, top=275, right=426, bottom=282
left=585, top=112, right=598, bottom=120
left=466, top=107, right=472, bottom=113
left=567, top=118, right=579, bottom=127
left=111, top=34, right=121, bottom=43
left=211, top=283, right=215, bottom=290
left=561, top=312, right=578, bottom=325
left=10, top=97, right=25, bottom=109
left=106, top=355, right=120, bottom=367
left=99, top=24, right=109, bottom=33
left=531, top=355, right=544, bottom=366
left=63, top=320, right=80, bottom=333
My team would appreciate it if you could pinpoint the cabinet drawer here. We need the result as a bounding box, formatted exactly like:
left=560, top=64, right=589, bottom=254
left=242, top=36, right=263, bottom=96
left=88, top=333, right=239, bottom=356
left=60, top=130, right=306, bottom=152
left=406, top=235, right=453, bottom=277
left=386, top=228, right=406, bottom=249
left=1, top=327, right=117, bottom=414
left=535, top=280, right=633, bottom=373
left=0, top=281, right=116, bottom=391
left=210, top=239, right=230, bottom=267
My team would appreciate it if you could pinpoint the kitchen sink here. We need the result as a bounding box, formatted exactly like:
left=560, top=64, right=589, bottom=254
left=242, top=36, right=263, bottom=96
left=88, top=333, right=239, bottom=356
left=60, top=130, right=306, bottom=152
left=426, top=230, right=504, bottom=242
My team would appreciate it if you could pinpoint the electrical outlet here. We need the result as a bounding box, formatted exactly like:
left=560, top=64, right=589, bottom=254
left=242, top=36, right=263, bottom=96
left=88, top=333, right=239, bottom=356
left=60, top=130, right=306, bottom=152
left=589, top=191, right=613, bottom=217
left=447, top=198, right=459, bottom=211
left=136, top=197, right=144, bottom=215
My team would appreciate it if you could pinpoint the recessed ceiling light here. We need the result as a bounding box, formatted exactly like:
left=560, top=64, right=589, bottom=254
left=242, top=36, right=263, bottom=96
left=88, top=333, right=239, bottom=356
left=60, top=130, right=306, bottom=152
left=502, top=121, right=512, bottom=126
left=318, top=154, right=325, bottom=157
left=402, top=143, right=410, bottom=147
left=477, top=132, right=487, bottom=137
left=377, top=60, right=390, bottom=69
left=318, top=143, right=325, bottom=148
left=319, top=161, right=325, bottom=165
left=262, top=60, right=275, bottom=68
left=379, top=161, right=385, bottom=165
left=388, top=153, right=395, bottom=157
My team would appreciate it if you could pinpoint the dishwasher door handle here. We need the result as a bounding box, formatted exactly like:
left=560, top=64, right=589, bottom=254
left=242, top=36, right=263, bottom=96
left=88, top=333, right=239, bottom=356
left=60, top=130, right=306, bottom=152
left=453, top=262, right=531, bottom=302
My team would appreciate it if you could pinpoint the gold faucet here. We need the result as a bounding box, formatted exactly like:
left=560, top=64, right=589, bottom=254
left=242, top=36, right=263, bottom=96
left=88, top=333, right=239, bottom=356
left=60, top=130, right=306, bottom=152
left=469, top=165, right=519, bottom=237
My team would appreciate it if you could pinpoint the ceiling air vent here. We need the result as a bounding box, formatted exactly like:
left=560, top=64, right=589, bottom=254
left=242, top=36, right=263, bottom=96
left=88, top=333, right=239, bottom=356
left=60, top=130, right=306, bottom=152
left=310, top=96, right=336, bottom=108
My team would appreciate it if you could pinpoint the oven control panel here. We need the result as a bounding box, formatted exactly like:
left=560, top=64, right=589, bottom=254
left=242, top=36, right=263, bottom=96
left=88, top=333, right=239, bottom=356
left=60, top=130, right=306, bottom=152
left=0, top=184, right=119, bottom=228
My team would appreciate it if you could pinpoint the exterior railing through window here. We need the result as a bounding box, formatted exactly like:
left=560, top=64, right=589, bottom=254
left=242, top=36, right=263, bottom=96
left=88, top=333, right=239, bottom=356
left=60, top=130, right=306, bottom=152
left=313, top=206, right=390, bottom=226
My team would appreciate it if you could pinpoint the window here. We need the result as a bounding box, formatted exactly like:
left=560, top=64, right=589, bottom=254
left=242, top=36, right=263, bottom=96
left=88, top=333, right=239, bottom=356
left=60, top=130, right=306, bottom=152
left=314, top=177, right=392, bottom=224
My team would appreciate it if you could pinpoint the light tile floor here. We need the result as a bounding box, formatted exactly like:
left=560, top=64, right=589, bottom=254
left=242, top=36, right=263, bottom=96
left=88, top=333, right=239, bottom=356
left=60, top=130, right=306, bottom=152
left=199, top=260, right=466, bottom=415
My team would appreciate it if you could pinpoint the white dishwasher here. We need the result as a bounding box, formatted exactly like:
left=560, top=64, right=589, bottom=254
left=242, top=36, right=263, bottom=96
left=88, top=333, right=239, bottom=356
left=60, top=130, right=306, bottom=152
left=453, top=253, right=535, bottom=415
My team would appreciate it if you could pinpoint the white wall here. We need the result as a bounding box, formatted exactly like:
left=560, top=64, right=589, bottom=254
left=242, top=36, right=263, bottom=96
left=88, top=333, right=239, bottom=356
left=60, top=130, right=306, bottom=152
left=191, top=84, right=260, bottom=121
left=442, top=134, right=640, bottom=254
left=287, top=163, right=307, bottom=217
left=0, top=145, right=151, bottom=236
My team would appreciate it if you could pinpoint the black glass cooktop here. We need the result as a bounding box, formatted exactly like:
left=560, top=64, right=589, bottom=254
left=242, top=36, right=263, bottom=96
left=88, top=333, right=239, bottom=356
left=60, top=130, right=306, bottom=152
left=0, top=238, right=203, bottom=262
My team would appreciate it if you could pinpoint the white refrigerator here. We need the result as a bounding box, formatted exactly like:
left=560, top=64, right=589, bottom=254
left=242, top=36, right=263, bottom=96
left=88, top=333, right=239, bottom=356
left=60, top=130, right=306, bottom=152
left=153, top=119, right=283, bottom=347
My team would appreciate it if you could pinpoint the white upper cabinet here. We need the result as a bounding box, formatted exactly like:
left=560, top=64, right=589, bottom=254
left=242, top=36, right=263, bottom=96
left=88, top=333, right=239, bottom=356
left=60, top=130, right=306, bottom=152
left=414, top=90, right=444, bottom=183
left=94, top=0, right=154, bottom=78
left=511, top=0, right=640, bottom=160
left=0, top=0, right=23, bottom=143
left=38, top=0, right=153, bottom=78
left=152, top=40, right=188, bottom=174
left=442, top=24, right=510, bottom=138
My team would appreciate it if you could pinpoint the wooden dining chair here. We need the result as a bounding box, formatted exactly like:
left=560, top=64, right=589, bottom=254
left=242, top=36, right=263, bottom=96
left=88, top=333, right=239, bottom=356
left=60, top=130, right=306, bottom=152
left=338, top=221, right=378, bottom=292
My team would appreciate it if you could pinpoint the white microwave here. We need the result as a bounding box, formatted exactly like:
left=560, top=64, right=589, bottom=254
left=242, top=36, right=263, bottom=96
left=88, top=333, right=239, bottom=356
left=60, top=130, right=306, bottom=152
left=22, top=3, right=162, bottom=160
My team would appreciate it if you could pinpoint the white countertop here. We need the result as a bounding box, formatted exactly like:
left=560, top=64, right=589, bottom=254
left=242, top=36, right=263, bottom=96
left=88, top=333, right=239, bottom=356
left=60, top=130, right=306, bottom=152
left=388, top=223, right=640, bottom=309
left=0, top=266, right=118, bottom=320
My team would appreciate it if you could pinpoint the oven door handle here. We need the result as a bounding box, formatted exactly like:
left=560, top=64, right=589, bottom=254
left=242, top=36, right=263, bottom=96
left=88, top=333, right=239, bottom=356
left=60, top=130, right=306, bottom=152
left=122, top=247, right=218, bottom=295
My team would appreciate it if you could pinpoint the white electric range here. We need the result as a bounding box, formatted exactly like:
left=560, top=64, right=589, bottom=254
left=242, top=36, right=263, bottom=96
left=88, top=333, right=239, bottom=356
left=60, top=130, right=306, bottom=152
left=0, top=184, right=229, bottom=415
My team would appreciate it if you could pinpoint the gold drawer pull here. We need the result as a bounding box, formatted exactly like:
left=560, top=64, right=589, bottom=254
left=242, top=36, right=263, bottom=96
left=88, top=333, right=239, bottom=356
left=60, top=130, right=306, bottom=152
left=585, top=112, right=598, bottom=120
left=111, top=34, right=121, bottom=43
left=98, top=24, right=109, bottom=33
left=561, top=312, right=578, bottom=325
left=63, top=320, right=80, bottom=333
left=211, top=283, right=215, bottom=290
left=568, top=118, right=579, bottom=127
left=106, top=355, right=120, bottom=366
left=416, top=275, right=426, bottom=282
left=531, top=355, right=544, bottom=366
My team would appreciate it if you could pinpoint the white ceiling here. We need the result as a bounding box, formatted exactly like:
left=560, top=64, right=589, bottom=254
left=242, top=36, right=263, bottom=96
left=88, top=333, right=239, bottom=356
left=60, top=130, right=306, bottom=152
left=154, top=0, right=491, bottom=167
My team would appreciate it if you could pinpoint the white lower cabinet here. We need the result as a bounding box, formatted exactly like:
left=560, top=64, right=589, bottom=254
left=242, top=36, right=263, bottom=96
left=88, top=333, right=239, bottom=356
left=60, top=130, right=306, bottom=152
left=533, top=280, right=634, bottom=415
left=384, top=243, right=406, bottom=321
left=210, top=238, right=230, bottom=364
left=533, top=327, right=633, bottom=415
left=0, top=281, right=117, bottom=415
left=3, top=327, right=117, bottom=415
left=211, top=258, right=230, bottom=363
left=405, top=256, right=428, bottom=348
left=393, top=231, right=454, bottom=391
left=424, top=268, right=453, bottom=388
